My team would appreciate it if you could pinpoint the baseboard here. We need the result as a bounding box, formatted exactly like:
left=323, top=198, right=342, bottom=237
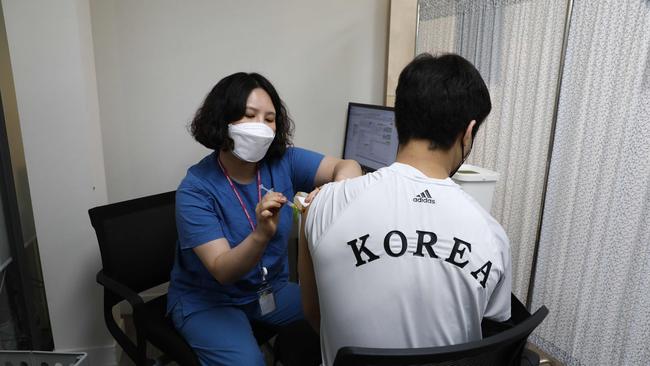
left=57, top=343, right=118, bottom=366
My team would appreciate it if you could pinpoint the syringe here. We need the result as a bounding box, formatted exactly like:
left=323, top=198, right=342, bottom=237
left=260, top=184, right=296, bottom=208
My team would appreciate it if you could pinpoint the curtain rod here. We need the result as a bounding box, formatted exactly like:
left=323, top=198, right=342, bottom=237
left=526, top=0, right=576, bottom=311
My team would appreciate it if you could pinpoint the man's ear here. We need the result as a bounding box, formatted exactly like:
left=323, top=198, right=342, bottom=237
left=463, top=120, right=477, bottom=148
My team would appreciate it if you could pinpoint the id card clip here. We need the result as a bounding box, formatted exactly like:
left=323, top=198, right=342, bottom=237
left=258, top=266, right=275, bottom=315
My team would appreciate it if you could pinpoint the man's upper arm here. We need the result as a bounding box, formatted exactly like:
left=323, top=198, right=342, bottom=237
left=299, top=206, right=320, bottom=330
left=484, top=232, right=512, bottom=322
left=304, top=183, right=339, bottom=252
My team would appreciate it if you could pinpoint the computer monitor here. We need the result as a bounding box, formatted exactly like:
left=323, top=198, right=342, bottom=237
left=342, top=102, right=399, bottom=172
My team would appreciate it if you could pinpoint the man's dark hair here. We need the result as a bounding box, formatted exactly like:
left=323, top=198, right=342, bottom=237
left=190, top=72, right=294, bottom=160
left=394, top=53, right=491, bottom=149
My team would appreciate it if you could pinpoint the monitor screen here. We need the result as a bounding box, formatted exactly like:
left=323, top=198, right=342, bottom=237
left=342, top=103, right=399, bottom=172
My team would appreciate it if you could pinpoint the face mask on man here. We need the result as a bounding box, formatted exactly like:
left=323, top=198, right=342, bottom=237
left=449, top=139, right=473, bottom=178
left=227, top=122, right=276, bottom=163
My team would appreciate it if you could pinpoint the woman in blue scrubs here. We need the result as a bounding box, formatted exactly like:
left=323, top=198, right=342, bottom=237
left=167, top=72, right=361, bottom=366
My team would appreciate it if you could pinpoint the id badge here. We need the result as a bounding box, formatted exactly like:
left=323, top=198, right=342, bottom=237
left=258, top=284, right=276, bottom=316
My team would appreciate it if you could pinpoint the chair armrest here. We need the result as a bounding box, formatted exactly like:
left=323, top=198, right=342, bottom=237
left=97, top=270, right=151, bottom=365
left=96, top=270, right=144, bottom=308
left=481, top=317, right=515, bottom=338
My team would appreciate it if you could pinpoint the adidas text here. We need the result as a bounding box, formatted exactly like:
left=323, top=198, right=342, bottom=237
left=413, top=197, right=436, bottom=204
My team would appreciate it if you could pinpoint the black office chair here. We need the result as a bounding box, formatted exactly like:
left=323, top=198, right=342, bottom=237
left=333, top=294, right=549, bottom=366
left=89, top=191, right=276, bottom=366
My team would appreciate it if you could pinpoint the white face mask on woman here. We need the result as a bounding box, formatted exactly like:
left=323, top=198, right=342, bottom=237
left=228, top=122, right=276, bottom=162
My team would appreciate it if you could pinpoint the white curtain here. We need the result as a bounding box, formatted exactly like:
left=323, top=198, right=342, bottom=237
left=416, top=0, right=569, bottom=300
left=530, top=1, right=650, bottom=364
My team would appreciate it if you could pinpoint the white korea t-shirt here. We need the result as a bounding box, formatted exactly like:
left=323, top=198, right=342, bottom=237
left=304, top=162, right=512, bottom=366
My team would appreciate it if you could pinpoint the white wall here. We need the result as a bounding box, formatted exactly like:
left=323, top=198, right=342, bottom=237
left=0, top=0, right=388, bottom=363
left=1, top=0, right=113, bottom=364
left=90, top=0, right=389, bottom=203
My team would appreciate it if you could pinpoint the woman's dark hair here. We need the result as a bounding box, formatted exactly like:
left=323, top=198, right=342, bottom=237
left=394, top=53, right=491, bottom=150
left=190, top=72, right=293, bottom=160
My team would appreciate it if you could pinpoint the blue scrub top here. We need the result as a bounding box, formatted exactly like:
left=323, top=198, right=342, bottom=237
left=167, top=147, right=324, bottom=316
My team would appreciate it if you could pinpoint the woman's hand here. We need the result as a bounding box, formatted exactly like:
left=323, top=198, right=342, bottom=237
left=304, top=186, right=321, bottom=205
left=254, top=191, right=287, bottom=241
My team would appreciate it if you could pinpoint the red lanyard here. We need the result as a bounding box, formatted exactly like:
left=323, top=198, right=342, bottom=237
left=217, top=157, right=262, bottom=232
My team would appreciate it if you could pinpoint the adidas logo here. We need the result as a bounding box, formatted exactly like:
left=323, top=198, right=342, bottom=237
left=412, top=189, right=435, bottom=204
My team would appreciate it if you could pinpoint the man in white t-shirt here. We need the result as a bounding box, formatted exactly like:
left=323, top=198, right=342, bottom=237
left=298, top=53, right=512, bottom=366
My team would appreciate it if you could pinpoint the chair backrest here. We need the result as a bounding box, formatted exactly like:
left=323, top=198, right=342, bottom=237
left=89, top=191, right=177, bottom=302
left=333, top=301, right=549, bottom=366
